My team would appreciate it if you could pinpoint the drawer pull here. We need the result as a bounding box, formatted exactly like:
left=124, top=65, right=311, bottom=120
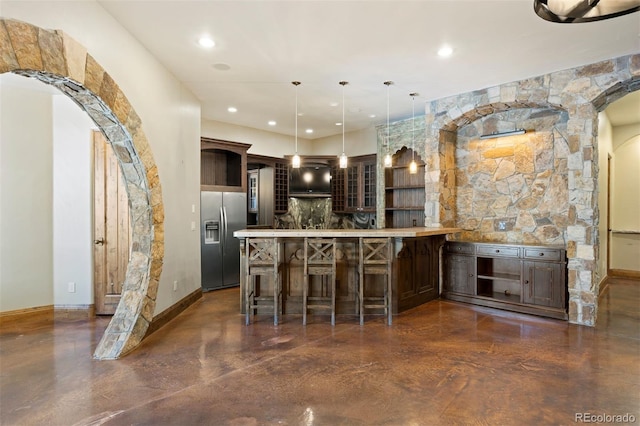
left=539, top=252, right=544, bottom=256
left=495, top=249, right=500, bottom=253
left=469, top=274, right=474, bottom=277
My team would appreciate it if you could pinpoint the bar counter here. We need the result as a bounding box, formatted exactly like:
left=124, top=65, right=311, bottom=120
left=234, top=227, right=461, bottom=319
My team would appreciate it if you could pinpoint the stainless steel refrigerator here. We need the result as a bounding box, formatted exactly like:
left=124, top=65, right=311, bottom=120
left=201, top=191, right=247, bottom=291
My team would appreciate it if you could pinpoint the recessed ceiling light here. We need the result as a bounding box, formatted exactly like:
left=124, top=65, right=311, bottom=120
left=369, top=114, right=376, bottom=118
left=336, top=122, right=343, bottom=126
left=330, top=102, right=339, bottom=107
left=198, top=37, right=215, bottom=48
left=227, top=107, right=237, bottom=113
left=268, top=120, right=276, bottom=126
left=213, top=63, right=230, bottom=71
left=305, top=129, right=313, bottom=134
left=438, top=45, right=453, bottom=57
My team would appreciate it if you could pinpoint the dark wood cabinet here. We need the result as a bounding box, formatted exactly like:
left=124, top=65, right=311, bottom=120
left=396, top=236, right=444, bottom=312
left=331, top=163, right=345, bottom=213
left=444, top=253, right=475, bottom=295
left=201, top=138, right=250, bottom=192
left=344, top=154, right=376, bottom=213
left=443, top=241, right=567, bottom=320
left=384, top=147, right=425, bottom=228
left=274, top=161, right=289, bottom=214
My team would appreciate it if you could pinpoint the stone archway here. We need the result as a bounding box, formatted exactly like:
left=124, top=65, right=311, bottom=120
left=0, top=18, right=163, bottom=359
left=378, top=54, right=639, bottom=326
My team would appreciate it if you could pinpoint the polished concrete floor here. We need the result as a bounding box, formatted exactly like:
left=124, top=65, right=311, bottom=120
left=1, top=278, right=638, bottom=426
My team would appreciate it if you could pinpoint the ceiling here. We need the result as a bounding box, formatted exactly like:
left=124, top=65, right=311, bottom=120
left=94, top=0, right=639, bottom=139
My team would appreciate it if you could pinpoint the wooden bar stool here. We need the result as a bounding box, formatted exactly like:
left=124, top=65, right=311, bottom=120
left=303, top=237, right=337, bottom=326
left=359, top=237, right=393, bottom=325
left=245, top=237, right=282, bottom=325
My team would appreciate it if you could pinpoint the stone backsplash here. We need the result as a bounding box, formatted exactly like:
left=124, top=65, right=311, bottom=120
left=274, top=197, right=375, bottom=229
left=454, top=108, right=570, bottom=245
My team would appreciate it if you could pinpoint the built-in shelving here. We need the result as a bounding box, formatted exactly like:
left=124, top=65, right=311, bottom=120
left=384, top=147, right=425, bottom=228
left=443, top=241, right=568, bottom=320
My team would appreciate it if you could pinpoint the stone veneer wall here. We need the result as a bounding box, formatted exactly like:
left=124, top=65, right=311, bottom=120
left=0, top=19, right=163, bottom=359
left=454, top=108, right=570, bottom=244
left=377, top=54, right=640, bottom=326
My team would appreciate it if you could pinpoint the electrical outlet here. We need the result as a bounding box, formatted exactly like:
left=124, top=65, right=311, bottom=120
left=498, top=221, right=507, bottom=231
left=191, top=221, right=196, bottom=231
left=173, top=280, right=178, bottom=291
left=68, top=282, right=76, bottom=293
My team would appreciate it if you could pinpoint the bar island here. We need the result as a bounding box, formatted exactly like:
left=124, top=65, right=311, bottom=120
left=234, top=227, right=461, bottom=321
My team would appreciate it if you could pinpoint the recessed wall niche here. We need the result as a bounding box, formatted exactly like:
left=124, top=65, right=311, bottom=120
left=452, top=108, right=570, bottom=245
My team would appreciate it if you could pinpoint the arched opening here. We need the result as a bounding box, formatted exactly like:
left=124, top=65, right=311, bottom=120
left=0, top=19, right=163, bottom=359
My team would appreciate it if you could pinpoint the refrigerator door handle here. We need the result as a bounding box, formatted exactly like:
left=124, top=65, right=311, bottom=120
left=220, top=206, right=226, bottom=250
left=225, top=206, right=228, bottom=243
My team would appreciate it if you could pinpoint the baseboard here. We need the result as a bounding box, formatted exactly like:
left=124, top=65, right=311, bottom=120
left=0, top=305, right=54, bottom=326
left=598, top=276, right=610, bottom=298
left=609, top=269, right=640, bottom=279
left=145, top=288, right=203, bottom=338
left=54, top=304, right=96, bottom=320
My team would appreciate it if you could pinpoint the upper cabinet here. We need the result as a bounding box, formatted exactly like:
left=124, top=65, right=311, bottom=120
left=345, top=154, right=377, bottom=213
left=201, top=138, right=250, bottom=192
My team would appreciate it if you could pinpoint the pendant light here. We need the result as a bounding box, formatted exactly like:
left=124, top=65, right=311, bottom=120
left=339, top=81, right=348, bottom=169
left=383, top=81, right=393, bottom=168
left=409, top=92, right=418, bottom=174
left=291, top=81, right=301, bottom=169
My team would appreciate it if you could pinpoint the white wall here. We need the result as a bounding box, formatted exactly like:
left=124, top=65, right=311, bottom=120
left=201, top=119, right=312, bottom=158
left=309, top=127, right=377, bottom=157
left=3, top=1, right=202, bottom=315
left=0, top=81, right=54, bottom=311
left=597, top=112, right=613, bottom=284
left=611, top=132, right=640, bottom=272
left=52, top=94, right=95, bottom=307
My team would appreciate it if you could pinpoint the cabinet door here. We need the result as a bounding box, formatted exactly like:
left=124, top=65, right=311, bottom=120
left=247, top=171, right=258, bottom=212
left=444, top=254, right=475, bottom=295
left=361, top=161, right=376, bottom=211
left=345, top=164, right=359, bottom=211
left=415, top=237, right=438, bottom=297
left=523, top=261, right=564, bottom=308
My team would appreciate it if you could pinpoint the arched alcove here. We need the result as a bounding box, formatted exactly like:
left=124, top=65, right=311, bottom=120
left=0, top=18, right=163, bottom=359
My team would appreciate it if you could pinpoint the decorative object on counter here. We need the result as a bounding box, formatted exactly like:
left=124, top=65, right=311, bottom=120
left=339, top=81, right=349, bottom=169
left=409, top=92, right=419, bottom=174
left=245, top=237, right=283, bottom=325
left=303, top=238, right=338, bottom=325
left=383, top=81, right=394, bottom=168
left=291, top=81, right=302, bottom=169
left=533, top=0, right=640, bottom=23
left=359, top=237, right=393, bottom=325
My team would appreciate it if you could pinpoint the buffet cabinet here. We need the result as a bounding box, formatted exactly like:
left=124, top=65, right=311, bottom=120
left=443, top=241, right=568, bottom=320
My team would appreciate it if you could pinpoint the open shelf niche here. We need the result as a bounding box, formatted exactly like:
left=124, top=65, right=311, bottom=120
left=384, top=146, right=426, bottom=228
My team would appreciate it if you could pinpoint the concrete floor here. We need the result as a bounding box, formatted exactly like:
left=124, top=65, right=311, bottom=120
left=1, top=278, right=638, bottom=425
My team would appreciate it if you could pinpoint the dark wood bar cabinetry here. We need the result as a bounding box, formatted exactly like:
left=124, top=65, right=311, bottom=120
left=235, top=227, right=460, bottom=318
left=443, top=241, right=568, bottom=320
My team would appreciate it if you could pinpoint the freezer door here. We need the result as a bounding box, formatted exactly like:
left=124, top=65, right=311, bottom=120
left=201, top=191, right=223, bottom=291
left=222, top=192, right=246, bottom=287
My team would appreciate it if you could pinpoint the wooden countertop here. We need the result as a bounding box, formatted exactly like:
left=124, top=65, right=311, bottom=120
left=234, top=227, right=462, bottom=238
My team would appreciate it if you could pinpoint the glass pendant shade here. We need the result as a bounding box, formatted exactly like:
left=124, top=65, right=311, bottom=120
left=384, top=153, right=393, bottom=168
left=292, top=154, right=301, bottom=169
left=339, top=152, right=348, bottom=168
left=409, top=160, right=418, bottom=174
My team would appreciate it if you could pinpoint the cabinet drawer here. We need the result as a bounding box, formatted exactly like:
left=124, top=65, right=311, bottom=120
left=477, top=245, right=519, bottom=258
left=446, top=242, right=475, bottom=255
left=523, top=248, right=562, bottom=261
